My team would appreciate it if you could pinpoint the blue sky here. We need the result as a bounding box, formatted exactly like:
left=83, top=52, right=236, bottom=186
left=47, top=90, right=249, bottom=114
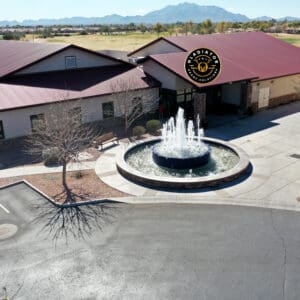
left=1, top=0, right=299, bottom=21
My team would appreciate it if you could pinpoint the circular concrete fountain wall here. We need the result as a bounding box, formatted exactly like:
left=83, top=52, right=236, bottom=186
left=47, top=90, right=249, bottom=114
left=116, top=137, right=250, bottom=189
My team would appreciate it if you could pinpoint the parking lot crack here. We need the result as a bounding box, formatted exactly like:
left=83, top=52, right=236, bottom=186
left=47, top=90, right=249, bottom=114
left=269, top=209, right=287, bottom=300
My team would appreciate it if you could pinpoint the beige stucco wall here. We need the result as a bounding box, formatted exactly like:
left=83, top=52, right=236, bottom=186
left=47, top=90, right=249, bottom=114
left=16, top=47, right=121, bottom=75
left=0, top=87, right=159, bottom=139
left=129, top=39, right=183, bottom=58
left=143, top=59, right=192, bottom=90
left=251, top=74, right=300, bottom=108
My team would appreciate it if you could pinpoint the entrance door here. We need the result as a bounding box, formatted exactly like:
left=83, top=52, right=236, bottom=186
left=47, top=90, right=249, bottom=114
left=258, top=87, right=270, bottom=109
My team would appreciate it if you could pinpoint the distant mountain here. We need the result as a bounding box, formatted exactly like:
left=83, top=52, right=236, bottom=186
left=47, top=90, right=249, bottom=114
left=141, top=3, right=249, bottom=23
left=253, top=15, right=300, bottom=21
left=252, top=16, right=274, bottom=21
left=277, top=16, right=300, bottom=21
left=0, top=2, right=299, bottom=26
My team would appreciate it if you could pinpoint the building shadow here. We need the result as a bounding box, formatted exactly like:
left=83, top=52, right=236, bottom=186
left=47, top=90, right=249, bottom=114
left=206, top=101, right=300, bottom=141
left=0, top=140, right=41, bottom=169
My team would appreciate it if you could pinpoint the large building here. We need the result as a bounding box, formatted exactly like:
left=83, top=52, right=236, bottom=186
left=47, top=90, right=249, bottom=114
left=0, top=41, right=159, bottom=140
left=129, top=32, right=300, bottom=117
left=0, top=32, right=299, bottom=140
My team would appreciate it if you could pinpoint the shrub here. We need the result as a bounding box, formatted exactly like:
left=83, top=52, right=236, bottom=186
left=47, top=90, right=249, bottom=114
left=80, top=30, right=88, bottom=35
left=146, top=119, right=161, bottom=135
left=42, top=147, right=60, bottom=165
left=132, top=126, right=146, bottom=139
left=74, top=171, right=83, bottom=179
left=3, top=31, right=25, bottom=40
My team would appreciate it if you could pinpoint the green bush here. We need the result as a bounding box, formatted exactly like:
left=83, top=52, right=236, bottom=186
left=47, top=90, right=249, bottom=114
left=3, top=31, right=25, bottom=40
left=132, top=126, right=146, bottom=139
left=74, top=171, right=83, bottom=179
left=146, top=119, right=161, bottom=135
left=42, top=147, right=60, bottom=165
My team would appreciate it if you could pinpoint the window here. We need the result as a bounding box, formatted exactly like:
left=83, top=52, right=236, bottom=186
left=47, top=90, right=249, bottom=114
left=30, top=114, right=46, bottom=132
left=0, top=121, right=5, bottom=139
left=65, top=56, right=77, bottom=69
left=176, top=89, right=194, bottom=104
left=177, top=94, right=185, bottom=103
left=102, top=102, right=114, bottom=119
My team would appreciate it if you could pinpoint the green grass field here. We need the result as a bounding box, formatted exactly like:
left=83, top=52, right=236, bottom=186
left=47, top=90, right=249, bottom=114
left=270, top=33, right=300, bottom=47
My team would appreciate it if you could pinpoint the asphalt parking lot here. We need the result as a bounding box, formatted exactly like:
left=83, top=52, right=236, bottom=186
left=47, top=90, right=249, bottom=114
left=1, top=183, right=300, bottom=299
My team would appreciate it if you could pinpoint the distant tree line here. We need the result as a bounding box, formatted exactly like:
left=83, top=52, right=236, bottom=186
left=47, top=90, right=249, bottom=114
left=1, top=19, right=299, bottom=40
left=1, top=30, right=26, bottom=40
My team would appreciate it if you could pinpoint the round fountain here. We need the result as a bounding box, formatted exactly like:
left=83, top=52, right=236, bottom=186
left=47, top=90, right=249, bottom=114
left=152, top=108, right=210, bottom=169
left=116, top=108, right=250, bottom=189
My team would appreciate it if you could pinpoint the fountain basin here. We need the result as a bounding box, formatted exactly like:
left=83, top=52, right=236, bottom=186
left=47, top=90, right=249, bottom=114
left=152, top=142, right=211, bottom=169
left=116, top=137, right=250, bottom=189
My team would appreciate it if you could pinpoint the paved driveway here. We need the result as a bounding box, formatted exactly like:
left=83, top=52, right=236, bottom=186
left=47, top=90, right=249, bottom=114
left=1, top=183, right=300, bottom=299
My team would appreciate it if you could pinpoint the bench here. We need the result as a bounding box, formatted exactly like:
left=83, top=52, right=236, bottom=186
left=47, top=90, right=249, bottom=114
left=93, top=132, right=119, bottom=150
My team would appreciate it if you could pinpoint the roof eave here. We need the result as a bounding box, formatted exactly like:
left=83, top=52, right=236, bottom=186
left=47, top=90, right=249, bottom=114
left=0, top=83, right=160, bottom=113
left=251, top=72, right=300, bottom=82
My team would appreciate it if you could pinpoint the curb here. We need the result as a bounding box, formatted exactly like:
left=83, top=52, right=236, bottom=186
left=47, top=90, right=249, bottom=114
left=1, top=180, right=300, bottom=213
left=0, top=180, right=113, bottom=208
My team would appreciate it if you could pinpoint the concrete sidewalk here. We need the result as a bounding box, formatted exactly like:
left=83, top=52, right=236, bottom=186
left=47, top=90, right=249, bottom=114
left=0, top=101, right=299, bottom=211
left=96, top=101, right=300, bottom=210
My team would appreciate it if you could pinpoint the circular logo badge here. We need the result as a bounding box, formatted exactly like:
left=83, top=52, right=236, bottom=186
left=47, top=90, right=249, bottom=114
left=185, top=48, right=221, bottom=84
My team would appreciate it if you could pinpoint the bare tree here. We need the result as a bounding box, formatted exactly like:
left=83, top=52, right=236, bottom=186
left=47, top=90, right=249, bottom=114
left=110, top=77, right=159, bottom=133
left=26, top=101, right=98, bottom=203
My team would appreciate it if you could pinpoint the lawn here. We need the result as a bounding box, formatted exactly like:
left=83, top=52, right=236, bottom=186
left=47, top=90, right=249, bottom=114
left=270, top=33, right=300, bottom=47
left=25, top=32, right=161, bottom=51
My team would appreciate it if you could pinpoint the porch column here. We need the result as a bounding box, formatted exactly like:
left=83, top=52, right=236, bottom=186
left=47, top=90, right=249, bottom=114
left=193, top=92, right=207, bottom=126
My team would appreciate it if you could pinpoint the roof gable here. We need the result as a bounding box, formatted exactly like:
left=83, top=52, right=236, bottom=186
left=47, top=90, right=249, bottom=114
left=127, top=37, right=185, bottom=57
left=0, top=40, right=68, bottom=78
left=0, top=41, right=131, bottom=78
left=145, top=52, right=258, bottom=88
left=15, top=45, right=126, bottom=75
left=141, top=32, right=300, bottom=84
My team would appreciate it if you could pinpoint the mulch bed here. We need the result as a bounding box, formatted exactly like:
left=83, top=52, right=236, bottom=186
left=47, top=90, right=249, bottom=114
left=0, top=170, right=128, bottom=203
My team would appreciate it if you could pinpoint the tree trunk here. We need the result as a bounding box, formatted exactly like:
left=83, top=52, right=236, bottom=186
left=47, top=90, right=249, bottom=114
left=125, top=117, right=129, bottom=135
left=62, top=159, right=67, bottom=190
left=62, top=159, right=73, bottom=203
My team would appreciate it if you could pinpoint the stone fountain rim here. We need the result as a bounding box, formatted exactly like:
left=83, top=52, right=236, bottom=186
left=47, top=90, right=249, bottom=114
left=116, top=137, right=250, bottom=189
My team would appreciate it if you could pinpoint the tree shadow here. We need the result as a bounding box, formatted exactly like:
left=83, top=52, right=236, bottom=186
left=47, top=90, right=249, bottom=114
left=31, top=199, right=119, bottom=245
left=52, top=186, right=95, bottom=204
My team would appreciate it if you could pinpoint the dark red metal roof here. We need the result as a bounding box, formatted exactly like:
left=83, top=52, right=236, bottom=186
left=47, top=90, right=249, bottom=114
left=0, top=40, right=69, bottom=78
left=0, top=41, right=132, bottom=79
left=163, top=32, right=300, bottom=81
left=147, top=52, right=258, bottom=88
left=0, top=65, right=159, bottom=111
